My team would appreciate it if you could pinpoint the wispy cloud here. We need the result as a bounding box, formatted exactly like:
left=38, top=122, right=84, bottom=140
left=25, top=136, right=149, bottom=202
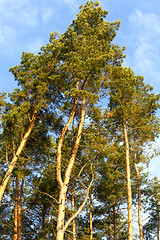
left=0, top=0, right=38, bottom=28
left=42, top=8, right=55, bottom=23
left=54, top=0, right=80, bottom=12
left=0, top=0, right=42, bottom=55
left=129, top=10, right=160, bottom=43
left=0, top=25, right=16, bottom=45
left=126, top=10, right=160, bottom=91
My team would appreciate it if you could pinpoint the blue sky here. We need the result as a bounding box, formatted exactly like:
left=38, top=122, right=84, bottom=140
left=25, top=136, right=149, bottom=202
left=0, top=0, right=160, bottom=176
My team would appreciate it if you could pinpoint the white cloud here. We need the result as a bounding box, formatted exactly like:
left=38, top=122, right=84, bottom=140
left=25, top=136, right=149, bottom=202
left=15, top=8, right=38, bottom=27
left=0, top=0, right=40, bottom=54
left=54, top=0, right=79, bottom=12
left=0, top=25, right=15, bottom=44
left=0, top=0, right=38, bottom=28
left=129, top=10, right=160, bottom=43
left=0, top=0, right=28, bottom=8
left=133, top=43, right=160, bottom=78
left=42, top=8, right=54, bottom=23
left=126, top=10, right=160, bottom=91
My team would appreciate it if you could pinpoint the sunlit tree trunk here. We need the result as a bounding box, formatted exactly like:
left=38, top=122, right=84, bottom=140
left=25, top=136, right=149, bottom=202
left=72, top=170, right=76, bottom=240
left=134, top=152, right=143, bottom=240
left=14, top=178, right=19, bottom=240
left=123, top=119, right=133, bottom=240
left=89, top=189, right=93, bottom=240
left=0, top=112, right=37, bottom=203
left=108, top=204, right=111, bottom=240
left=18, top=179, right=24, bottom=240
left=56, top=97, right=85, bottom=240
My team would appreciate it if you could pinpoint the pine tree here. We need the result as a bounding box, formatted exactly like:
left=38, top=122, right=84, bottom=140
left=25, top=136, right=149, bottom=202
left=105, top=66, right=160, bottom=240
left=49, top=2, right=124, bottom=239
left=143, top=177, right=160, bottom=240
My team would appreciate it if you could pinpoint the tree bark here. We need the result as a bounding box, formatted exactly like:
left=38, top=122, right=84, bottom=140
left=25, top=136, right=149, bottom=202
left=157, top=210, right=159, bottom=240
left=123, top=119, right=133, bottom=240
left=0, top=112, right=37, bottom=203
left=89, top=189, right=93, bottom=240
left=18, top=179, right=24, bottom=240
left=134, top=153, right=143, bottom=240
left=113, top=200, right=117, bottom=240
left=14, top=178, right=19, bottom=240
left=72, top=170, right=76, bottom=240
left=56, top=97, right=86, bottom=240
left=108, top=204, right=111, bottom=240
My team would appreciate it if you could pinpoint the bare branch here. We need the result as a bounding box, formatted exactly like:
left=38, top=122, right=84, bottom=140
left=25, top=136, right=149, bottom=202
left=64, top=163, right=94, bottom=232
left=78, top=162, right=88, bottom=189
left=36, top=190, right=59, bottom=204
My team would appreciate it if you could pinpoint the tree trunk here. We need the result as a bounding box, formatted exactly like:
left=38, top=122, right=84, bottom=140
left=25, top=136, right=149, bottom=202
left=134, top=153, right=143, bottom=240
left=14, top=178, right=19, bottom=240
left=108, top=204, right=111, bottom=240
left=113, top=200, right=117, bottom=240
left=123, top=119, right=133, bottom=240
left=0, top=112, right=37, bottom=203
left=56, top=97, right=85, bottom=240
left=89, top=189, right=93, bottom=240
left=17, top=179, right=24, bottom=240
left=72, top=170, right=76, bottom=240
left=157, top=210, right=159, bottom=240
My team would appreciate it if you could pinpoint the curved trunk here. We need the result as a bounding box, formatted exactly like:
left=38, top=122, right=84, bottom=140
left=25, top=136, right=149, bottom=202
left=56, top=97, right=86, bottom=240
left=0, top=112, right=37, bottom=203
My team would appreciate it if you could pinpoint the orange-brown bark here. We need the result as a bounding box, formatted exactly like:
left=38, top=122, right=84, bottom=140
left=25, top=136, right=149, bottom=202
left=123, top=119, right=133, bottom=240
left=72, top=170, right=76, bottom=240
left=0, top=112, right=37, bottom=203
left=56, top=96, right=85, bottom=240
left=134, top=153, right=143, bottom=240
left=18, top=179, right=24, bottom=240
left=14, top=178, right=19, bottom=240
left=108, top=204, right=111, bottom=240
left=89, top=190, right=93, bottom=240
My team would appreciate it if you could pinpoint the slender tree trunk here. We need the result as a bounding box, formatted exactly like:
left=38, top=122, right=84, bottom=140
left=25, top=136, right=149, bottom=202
left=42, top=209, right=46, bottom=238
left=14, top=178, right=19, bottom=240
left=56, top=97, right=86, bottom=240
left=108, top=204, right=111, bottom=240
left=113, top=200, right=117, bottom=240
left=134, top=153, right=143, bottom=240
left=18, top=179, right=24, bottom=240
left=72, top=170, right=76, bottom=240
left=0, top=112, right=37, bottom=203
left=123, top=119, right=133, bottom=240
left=56, top=98, right=78, bottom=240
left=157, top=210, right=159, bottom=240
left=89, top=189, right=93, bottom=240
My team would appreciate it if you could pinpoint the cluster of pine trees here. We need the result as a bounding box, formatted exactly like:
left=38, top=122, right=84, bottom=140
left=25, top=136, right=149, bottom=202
left=0, top=1, right=160, bottom=239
